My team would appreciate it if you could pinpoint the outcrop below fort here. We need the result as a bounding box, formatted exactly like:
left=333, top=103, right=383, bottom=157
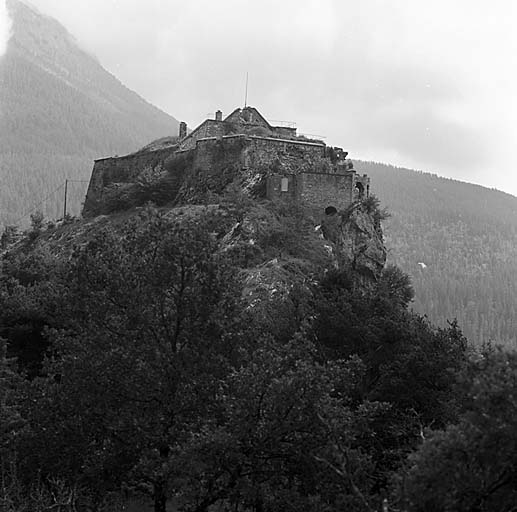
left=321, top=201, right=387, bottom=280
left=7, top=193, right=387, bottom=319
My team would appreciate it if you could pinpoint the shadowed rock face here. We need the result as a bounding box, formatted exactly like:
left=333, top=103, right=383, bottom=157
left=321, top=203, right=387, bottom=280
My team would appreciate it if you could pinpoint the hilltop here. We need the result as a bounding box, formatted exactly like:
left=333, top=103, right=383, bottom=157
left=0, top=166, right=492, bottom=512
left=75, top=104, right=517, bottom=347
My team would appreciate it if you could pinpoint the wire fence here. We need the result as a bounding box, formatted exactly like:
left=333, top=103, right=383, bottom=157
left=5, top=179, right=90, bottom=229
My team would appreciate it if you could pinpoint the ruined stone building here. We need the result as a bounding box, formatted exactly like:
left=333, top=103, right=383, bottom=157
left=83, top=106, right=370, bottom=216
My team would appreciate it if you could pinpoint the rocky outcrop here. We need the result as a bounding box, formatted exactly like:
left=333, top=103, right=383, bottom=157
left=321, top=202, right=387, bottom=280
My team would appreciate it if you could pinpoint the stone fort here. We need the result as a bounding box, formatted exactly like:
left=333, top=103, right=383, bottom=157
left=83, top=106, right=370, bottom=216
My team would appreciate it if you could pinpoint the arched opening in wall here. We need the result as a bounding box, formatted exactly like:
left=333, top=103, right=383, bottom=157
left=325, top=206, right=337, bottom=216
left=355, top=182, right=365, bottom=200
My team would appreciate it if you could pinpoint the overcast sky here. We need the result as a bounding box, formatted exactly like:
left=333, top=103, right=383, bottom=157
left=3, top=0, right=517, bottom=195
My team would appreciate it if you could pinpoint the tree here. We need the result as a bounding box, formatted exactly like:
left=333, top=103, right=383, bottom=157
left=20, top=208, right=242, bottom=512
left=402, top=347, right=517, bottom=512
left=175, top=338, right=388, bottom=512
left=0, top=226, right=19, bottom=250
left=310, top=267, right=468, bottom=492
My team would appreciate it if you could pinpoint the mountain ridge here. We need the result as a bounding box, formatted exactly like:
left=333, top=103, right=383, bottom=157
left=361, top=160, right=517, bottom=346
left=0, top=0, right=179, bottom=226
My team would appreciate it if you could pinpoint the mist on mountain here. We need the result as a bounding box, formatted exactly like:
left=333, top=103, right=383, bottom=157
left=0, top=0, right=12, bottom=56
left=0, top=0, right=178, bottom=227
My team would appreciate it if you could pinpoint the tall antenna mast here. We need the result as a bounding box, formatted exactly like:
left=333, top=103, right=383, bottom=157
left=63, top=179, right=68, bottom=219
left=244, top=72, right=249, bottom=107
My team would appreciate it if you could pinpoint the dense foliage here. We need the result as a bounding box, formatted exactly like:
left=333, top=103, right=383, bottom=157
left=1, top=201, right=510, bottom=512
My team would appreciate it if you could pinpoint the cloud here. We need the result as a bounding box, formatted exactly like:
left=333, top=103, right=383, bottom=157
left=0, top=0, right=12, bottom=56
left=354, top=105, right=485, bottom=168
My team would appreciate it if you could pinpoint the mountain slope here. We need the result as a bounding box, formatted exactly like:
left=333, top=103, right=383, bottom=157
left=361, top=160, right=517, bottom=346
left=0, top=0, right=179, bottom=225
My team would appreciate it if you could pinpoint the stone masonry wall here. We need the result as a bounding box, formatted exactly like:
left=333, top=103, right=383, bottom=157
left=190, top=135, right=327, bottom=179
left=83, top=128, right=368, bottom=218
left=224, top=107, right=271, bottom=128
left=243, top=137, right=358, bottom=211
left=175, top=137, right=247, bottom=203
left=177, top=120, right=227, bottom=151
left=266, top=171, right=356, bottom=213
left=83, top=147, right=177, bottom=215
left=266, top=174, right=298, bottom=201
left=299, top=172, right=354, bottom=211
left=243, top=137, right=327, bottom=174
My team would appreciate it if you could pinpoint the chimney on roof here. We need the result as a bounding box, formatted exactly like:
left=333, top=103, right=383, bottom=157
left=215, top=110, right=223, bottom=121
left=179, top=121, right=187, bottom=139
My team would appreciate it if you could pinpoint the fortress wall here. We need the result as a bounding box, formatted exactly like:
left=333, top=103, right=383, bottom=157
left=266, top=172, right=355, bottom=212
left=299, top=172, right=354, bottom=211
left=243, top=137, right=327, bottom=175
left=178, top=120, right=226, bottom=150
left=193, top=137, right=246, bottom=174
left=266, top=174, right=298, bottom=201
left=83, top=122, right=367, bottom=218
left=192, top=136, right=326, bottom=177
left=83, top=147, right=176, bottom=216
left=248, top=136, right=325, bottom=159
left=174, top=137, right=247, bottom=202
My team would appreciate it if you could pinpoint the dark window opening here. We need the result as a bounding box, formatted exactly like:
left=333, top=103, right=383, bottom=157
left=325, top=206, right=337, bottom=216
left=355, top=182, right=365, bottom=199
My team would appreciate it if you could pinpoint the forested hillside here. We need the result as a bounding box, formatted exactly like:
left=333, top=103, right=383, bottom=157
left=0, top=0, right=179, bottom=227
left=0, top=198, right=473, bottom=511
left=2, top=197, right=517, bottom=511
left=362, top=161, right=517, bottom=346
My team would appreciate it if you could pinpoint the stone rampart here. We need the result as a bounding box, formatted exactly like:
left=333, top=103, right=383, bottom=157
left=299, top=172, right=354, bottom=210
left=83, top=124, right=370, bottom=218
left=83, top=147, right=176, bottom=216
left=243, top=136, right=326, bottom=174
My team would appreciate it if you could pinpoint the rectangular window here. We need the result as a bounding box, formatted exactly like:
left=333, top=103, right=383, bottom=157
left=281, top=177, right=289, bottom=192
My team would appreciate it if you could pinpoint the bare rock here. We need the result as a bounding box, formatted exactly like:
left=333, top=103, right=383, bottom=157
left=321, top=203, right=387, bottom=280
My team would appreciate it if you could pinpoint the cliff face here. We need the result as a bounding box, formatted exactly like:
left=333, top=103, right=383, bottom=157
left=12, top=196, right=387, bottom=310
left=321, top=202, right=387, bottom=280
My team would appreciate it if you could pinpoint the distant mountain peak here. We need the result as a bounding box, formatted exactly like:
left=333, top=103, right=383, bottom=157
left=0, top=0, right=179, bottom=226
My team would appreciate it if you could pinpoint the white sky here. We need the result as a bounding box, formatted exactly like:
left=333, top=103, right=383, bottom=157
left=0, top=0, right=11, bottom=55
left=4, top=0, right=517, bottom=195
